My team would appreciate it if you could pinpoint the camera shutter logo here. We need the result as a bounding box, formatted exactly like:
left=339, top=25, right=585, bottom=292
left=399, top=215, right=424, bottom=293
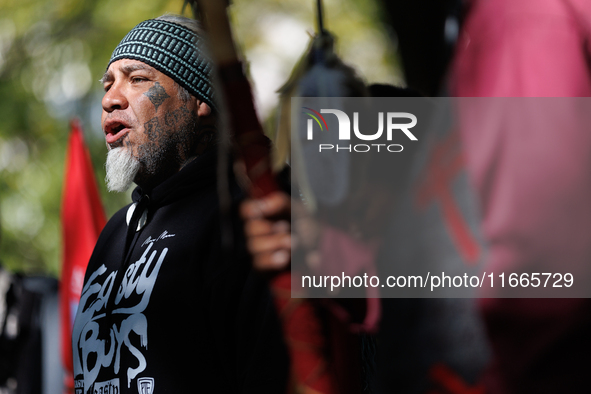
left=302, top=107, right=329, bottom=139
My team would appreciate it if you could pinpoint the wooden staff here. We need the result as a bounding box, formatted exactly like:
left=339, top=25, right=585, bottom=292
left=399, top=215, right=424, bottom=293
left=187, top=1, right=336, bottom=393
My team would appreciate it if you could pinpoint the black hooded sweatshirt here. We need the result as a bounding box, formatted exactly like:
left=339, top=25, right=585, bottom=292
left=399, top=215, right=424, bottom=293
left=72, top=151, right=289, bottom=394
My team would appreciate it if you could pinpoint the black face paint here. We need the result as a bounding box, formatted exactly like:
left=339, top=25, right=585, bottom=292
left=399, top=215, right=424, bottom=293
left=144, top=82, right=170, bottom=112
left=144, top=117, right=162, bottom=141
left=164, top=106, right=191, bottom=128
left=135, top=102, right=199, bottom=188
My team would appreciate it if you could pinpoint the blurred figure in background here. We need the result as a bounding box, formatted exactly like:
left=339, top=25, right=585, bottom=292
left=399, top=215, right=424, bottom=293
left=243, top=0, right=591, bottom=393
left=0, top=217, right=61, bottom=394
left=451, top=0, right=591, bottom=392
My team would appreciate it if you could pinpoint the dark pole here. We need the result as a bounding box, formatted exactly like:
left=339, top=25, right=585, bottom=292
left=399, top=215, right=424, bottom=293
left=316, top=0, right=325, bottom=35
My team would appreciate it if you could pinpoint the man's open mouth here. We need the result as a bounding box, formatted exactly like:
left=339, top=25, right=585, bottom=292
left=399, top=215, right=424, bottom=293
left=105, top=121, right=131, bottom=145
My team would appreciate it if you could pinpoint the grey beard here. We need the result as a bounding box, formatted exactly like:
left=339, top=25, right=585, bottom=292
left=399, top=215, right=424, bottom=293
left=105, top=147, right=140, bottom=193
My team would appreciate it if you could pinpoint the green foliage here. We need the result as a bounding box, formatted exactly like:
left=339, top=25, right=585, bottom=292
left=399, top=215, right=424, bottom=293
left=0, top=0, right=186, bottom=275
left=0, top=0, right=400, bottom=277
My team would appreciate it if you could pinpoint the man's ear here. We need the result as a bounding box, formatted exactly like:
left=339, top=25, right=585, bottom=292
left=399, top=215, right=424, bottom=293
left=196, top=100, right=212, bottom=117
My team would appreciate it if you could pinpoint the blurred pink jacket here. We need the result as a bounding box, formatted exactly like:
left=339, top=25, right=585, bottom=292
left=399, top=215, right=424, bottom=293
left=451, top=0, right=591, bottom=392
left=450, top=0, right=591, bottom=393
left=453, top=0, right=591, bottom=276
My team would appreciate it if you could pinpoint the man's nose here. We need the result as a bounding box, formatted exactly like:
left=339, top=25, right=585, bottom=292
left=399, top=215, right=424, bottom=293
left=102, top=83, right=128, bottom=113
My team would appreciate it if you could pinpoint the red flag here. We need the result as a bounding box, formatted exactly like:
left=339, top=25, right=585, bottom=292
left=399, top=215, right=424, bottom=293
left=60, top=119, right=106, bottom=392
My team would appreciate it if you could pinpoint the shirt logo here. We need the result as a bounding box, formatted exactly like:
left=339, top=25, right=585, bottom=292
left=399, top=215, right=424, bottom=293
left=137, top=377, right=154, bottom=394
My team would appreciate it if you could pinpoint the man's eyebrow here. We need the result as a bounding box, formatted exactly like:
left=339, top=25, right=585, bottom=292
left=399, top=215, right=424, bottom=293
left=100, top=71, right=113, bottom=84
left=120, top=63, right=156, bottom=75
left=99, top=63, right=156, bottom=84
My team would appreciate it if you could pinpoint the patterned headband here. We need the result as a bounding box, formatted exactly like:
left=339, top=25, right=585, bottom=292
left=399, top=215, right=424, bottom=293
left=107, top=19, right=215, bottom=110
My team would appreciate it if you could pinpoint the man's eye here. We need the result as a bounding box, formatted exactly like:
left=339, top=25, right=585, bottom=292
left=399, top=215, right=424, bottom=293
left=131, top=76, right=147, bottom=83
left=103, top=84, right=112, bottom=92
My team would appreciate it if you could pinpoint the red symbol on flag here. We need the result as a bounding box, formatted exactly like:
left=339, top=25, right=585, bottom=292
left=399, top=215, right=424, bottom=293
left=415, top=130, right=480, bottom=265
left=428, top=363, right=485, bottom=394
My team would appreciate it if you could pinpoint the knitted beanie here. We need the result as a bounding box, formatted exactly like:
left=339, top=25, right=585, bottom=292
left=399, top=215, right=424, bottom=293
left=108, top=19, right=215, bottom=109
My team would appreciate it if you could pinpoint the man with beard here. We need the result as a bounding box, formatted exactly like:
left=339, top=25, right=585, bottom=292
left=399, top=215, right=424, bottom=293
left=71, top=15, right=288, bottom=394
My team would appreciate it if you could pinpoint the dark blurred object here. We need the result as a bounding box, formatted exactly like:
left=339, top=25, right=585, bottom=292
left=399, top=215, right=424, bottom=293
left=367, top=83, right=422, bottom=98
left=378, top=0, right=463, bottom=96
left=367, top=85, right=489, bottom=393
left=274, top=29, right=368, bottom=171
left=0, top=268, right=60, bottom=394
